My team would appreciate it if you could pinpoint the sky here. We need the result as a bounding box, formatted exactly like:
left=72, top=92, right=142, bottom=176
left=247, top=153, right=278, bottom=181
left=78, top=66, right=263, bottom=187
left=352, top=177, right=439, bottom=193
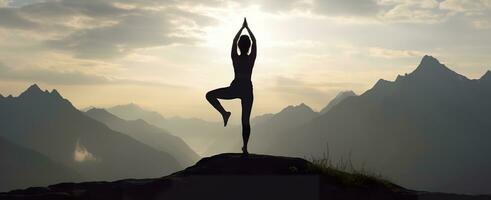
left=0, top=0, right=490, bottom=121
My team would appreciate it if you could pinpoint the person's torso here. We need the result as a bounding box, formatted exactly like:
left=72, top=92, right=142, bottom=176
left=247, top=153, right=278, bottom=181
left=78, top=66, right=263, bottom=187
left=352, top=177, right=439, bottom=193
left=232, top=55, right=254, bottom=82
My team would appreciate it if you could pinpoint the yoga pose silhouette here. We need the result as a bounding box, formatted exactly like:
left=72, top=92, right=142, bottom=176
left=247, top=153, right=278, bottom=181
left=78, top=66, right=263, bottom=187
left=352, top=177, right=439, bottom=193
left=206, top=18, right=256, bottom=155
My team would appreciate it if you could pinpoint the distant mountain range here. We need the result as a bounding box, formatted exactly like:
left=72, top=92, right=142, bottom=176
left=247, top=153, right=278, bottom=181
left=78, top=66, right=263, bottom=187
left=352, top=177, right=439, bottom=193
left=248, top=56, right=491, bottom=194
left=103, top=102, right=326, bottom=157
left=0, top=85, right=187, bottom=192
left=85, top=108, right=199, bottom=167
left=319, top=90, right=356, bottom=114
left=106, top=103, right=233, bottom=155
left=5, top=55, right=490, bottom=194
left=0, top=136, right=81, bottom=192
left=93, top=56, right=491, bottom=194
left=205, top=103, right=321, bottom=156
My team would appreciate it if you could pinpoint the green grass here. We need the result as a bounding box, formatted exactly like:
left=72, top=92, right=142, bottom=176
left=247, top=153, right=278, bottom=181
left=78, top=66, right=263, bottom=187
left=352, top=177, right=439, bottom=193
left=305, top=144, right=397, bottom=190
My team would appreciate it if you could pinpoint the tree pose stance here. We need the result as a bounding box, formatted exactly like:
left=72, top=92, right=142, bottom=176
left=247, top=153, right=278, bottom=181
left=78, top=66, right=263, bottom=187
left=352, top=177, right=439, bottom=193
left=206, top=18, right=256, bottom=155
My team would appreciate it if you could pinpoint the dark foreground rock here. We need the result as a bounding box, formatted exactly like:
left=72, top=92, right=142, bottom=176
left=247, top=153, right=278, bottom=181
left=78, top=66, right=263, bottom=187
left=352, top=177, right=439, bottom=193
left=1, top=153, right=490, bottom=200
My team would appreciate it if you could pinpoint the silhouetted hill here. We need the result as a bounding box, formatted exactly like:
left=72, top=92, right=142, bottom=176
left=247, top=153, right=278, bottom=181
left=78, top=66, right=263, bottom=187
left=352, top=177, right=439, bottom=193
left=0, top=84, right=181, bottom=189
left=253, top=56, right=491, bottom=194
left=0, top=136, right=81, bottom=192
left=320, top=91, right=357, bottom=114
left=268, top=103, right=319, bottom=129
left=85, top=108, right=199, bottom=167
left=106, top=103, right=230, bottom=155
left=107, top=103, right=166, bottom=126
left=0, top=153, right=423, bottom=200
left=205, top=103, right=319, bottom=155
left=251, top=113, right=274, bottom=125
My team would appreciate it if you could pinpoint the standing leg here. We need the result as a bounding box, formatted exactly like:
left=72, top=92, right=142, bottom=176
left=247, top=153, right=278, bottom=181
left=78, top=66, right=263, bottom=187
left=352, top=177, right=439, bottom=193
left=241, top=92, right=253, bottom=155
left=206, top=87, right=236, bottom=126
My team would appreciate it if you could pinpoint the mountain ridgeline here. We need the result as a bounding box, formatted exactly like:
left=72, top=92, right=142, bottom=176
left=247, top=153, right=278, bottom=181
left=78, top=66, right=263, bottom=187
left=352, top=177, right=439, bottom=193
left=319, top=90, right=356, bottom=114
left=0, top=136, right=81, bottom=192
left=0, top=85, right=192, bottom=192
left=101, top=56, right=491, bottom=194
left=130, top=55, right=490, bottom=194
left=107, top=103, right=232, bottom=155
left=84, top=108, right=199, bottom=167
left=249, top=56, right=491, bottom=194
left=2, top=55, right=491, bottom=195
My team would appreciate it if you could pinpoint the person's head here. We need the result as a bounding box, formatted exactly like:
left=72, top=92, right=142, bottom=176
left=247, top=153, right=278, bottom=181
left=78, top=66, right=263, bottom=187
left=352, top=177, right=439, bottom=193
left=238, top=35, right=251, bottom=55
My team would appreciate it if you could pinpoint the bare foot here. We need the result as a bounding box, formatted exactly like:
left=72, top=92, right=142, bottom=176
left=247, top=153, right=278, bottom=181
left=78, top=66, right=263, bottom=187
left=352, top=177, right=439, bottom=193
left=222, top=111, right=231, bottom=127
left=242, top=146, right=249, bottom=155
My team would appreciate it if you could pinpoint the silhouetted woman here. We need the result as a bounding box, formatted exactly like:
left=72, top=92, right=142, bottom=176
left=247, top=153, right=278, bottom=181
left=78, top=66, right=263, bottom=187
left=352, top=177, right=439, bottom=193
left=206, top=18, right=256, bottom=155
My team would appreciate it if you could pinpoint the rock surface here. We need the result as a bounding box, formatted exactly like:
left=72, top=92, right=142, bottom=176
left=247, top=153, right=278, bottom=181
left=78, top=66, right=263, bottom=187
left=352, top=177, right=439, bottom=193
left=1, top=153, right=490, bottom=200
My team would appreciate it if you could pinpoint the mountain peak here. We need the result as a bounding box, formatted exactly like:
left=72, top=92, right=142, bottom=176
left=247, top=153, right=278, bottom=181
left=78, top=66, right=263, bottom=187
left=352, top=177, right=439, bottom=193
left=320, top=90, right=357, bottom=114
left=29, top=83, right=41, bottom=90
left=281, top=103, right=314, bottom=114
left=480, top=70, right=491, bottom=81
left=411, top=55, right=467, bottom=81
left=337, top=90, right=356, bottom=97
left=421, top=55, right=440, bottom=65
left=19, top=84, right=45, bottom=98
left=127, top=103, right=142, bottom=109
left=26, top=83, right=42, bottom=92
left=50, top=89, right=63, bottom=99
left=414, top=55, right=445, bottom=73
left=373, top=79, right=392, bottom=88
left=298, top=102, right=309, bottom=108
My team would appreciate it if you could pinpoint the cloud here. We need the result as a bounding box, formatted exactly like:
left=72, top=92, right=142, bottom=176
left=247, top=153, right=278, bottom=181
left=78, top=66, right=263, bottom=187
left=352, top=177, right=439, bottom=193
left=312, top=0, right=381, bottom=17
left=74, top=139, right=97, bottom=162
left=334, top=44, right=426, bottom=59
left=472, top=19, right=491, bottom=29
left=0, top=0, right=216, bottom=59
left=45, top=11, right=198, bottom=59
left=0, top=62, right=182, bottom=87
left=0, top=0, right=8, bottom=7
left=0, top=62, right=110, bottom=84
left=245, top=0, right=310, bottom=13
left=0, top=7, right=40, bottom=29
left=377, top=0, right=450, bottom=23
left=440, top=0, right=491, bottom=13
left=270, top=76, right=359, bottom=105
left=235, top=0, right=490, bottom=26
left=368, top=47, right=424, bottom=59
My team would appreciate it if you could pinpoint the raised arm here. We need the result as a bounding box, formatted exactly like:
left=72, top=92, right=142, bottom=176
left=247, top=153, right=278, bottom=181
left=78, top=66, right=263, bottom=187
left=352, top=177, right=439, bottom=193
left=244, top=25, right=256, bottom=60
left=231, top=26, right=244, bottom=58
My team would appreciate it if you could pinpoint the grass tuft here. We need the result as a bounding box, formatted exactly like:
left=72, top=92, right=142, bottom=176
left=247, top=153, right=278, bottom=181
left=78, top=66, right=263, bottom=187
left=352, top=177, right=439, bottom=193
left=306, top=143, right=396, bottom=189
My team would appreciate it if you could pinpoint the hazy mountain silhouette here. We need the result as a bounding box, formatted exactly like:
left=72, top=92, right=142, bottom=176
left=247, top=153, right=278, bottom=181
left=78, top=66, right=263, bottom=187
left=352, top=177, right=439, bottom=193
left=106, top=103, right=231, bottom=155
left=205, top=103, right=319, bottom=156
left=251, top=113, right=274, bottom=125
left=319, top=91, right=357, bottom=114
left=85, top=108, right=199, bottom=167
left=0, top=84, right=181, bottom=189
left=206, top=92, right=360, bottom=155
left=107, top=103, right=166, bottom=126
left=0, top=136, right=81, bottom=192
left=249, top=56, right=491, bottom=194
left=261, top=103, right=319, bottom=129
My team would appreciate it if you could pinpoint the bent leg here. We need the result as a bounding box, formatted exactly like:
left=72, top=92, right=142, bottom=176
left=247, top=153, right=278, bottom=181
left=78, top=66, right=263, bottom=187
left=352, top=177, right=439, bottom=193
left=206, top=87, right=237, bottom=126
left=241, top=93, right=253, bottom=154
